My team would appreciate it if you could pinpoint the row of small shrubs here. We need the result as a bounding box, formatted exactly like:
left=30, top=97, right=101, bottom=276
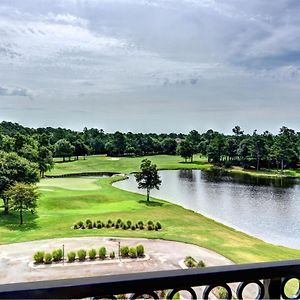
left=184, top=256, right=205, bottom=268
left=33, top=245, right=145, bottom=264
left=33, top=249, right=63, bottom=264
left=73, top=219, right=162, bottom=231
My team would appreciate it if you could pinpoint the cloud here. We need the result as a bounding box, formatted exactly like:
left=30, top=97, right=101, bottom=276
left=0, top=86, right=33, bottom=97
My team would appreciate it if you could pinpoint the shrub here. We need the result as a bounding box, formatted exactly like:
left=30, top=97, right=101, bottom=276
left=107, top=219, right=112, bottom=224
left=216, top=287, right=227, bottom=299
left=88, top=223, right=93, bottom=229
left=97, top=223, right=102, bottom=229
left=117, top=218, right=122, bottom=224
left=44, top=253, right=52, bottom=264
left=110, top=251, right=115, bottom=259
left=74, top=224, right=78, bottom=229
left=81, top=225, right=85, bottom=229
left=77, top=221, right=83, bottom=228
left=86, top=219, right=92, bottom=225
left=147, top=220, right=154, bottom=226
left=147, top=224, right=153, bottom=231
left=156, top=222, right=162, bottom=229
left=97, top=220, right=101, bottom=224
left=67, top=251, right=76, bottom=263
left=155, top=225, right=158, bottom=231
left=138, top=221, right=143, bottom=226
left=122, top=224, right=127, bottom=230
left=93, top=222, right=97, bottom=228
left=139, top=224, right=144, bottom=230
left=184, top=256, right=197, bottom=268
left=131, top=225, right=136, bottom=230
left=33, top=251, right=45, bottom=264
left=77, top=249, right=87, bottom=261
left=99, top=247, right=106, bottom=259
left=115, top=224, right=119, bottom=229
left=129, top=247, right=137, bottom=258
left=120, top=246, right=129, bottom=258
left=136, top=244, right=144, bottom=257
left=111, top=222, right=115, bottom=227
left=197, top=260, right=205, bottom=268
left=89, top=249, right=97, bottom=260
left=127, top=220, right=132, bottom=227
left=106, top=223, right=110, bottom=228
left=52, top=249, right=63, bottom=262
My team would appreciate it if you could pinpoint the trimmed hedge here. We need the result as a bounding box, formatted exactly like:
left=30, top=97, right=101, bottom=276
left=74, top=219, right=162, bottom=231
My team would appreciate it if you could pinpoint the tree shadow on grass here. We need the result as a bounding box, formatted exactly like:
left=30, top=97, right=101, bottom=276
left=138, top=200, right=164, bottom=207
left=0, top=210, right=39, bottom=231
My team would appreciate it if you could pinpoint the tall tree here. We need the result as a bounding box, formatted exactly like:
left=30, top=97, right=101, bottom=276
left=0, top=151, right=39, bottom=214
left=54, top=139, right=75, bottom=161
left=135, top=159, right=162, bottom=202
left=4, top=183, right=38, bottom=225
left=177, top=140, right=193, bottom=162
left=38, top=146, right=54, bottom=177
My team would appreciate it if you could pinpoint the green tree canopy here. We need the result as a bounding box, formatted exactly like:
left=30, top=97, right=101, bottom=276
left=54, top=139, right=75, bottom=161
left=0, top=151, right=39, bottom=213
left=4, top=183, right=39, bottom=225
left=135, top=159, right=162, bottom=201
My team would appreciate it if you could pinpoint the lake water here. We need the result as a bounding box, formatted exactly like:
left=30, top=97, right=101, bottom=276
left=114, top=170, right=300, bottom=249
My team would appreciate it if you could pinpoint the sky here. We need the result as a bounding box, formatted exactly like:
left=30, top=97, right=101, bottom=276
left=0, top=0, right=300, bottom=134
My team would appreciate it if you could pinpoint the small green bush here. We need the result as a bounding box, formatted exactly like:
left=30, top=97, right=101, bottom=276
left=136, top=244, right=144, bottom=257
left=184, top=256, right=197, bottom=268
left=77, top=249, right=87, bottom=261
left=120, top=246, right=129, bottom=258
left=131, top=225, right=136, bottom=230
left=89, top=249, right=97, bottom=260
left=147, top=220, right=154, bottom=226
left=67, top=251, right=76, bottom=263
left=74, top=224, right=78, bottom=229
left=97, top=220, right=101, bottom=224
left=107, top=219, right=112, bottom=224
left=52, top=249, right=63, bottom=262
left=155, top=225, right=158, bottom=231
left=197, top=260, right=206, bottom=268
left=106, top=223, right=110, bottom=228
left=129, top=247, right=137, bottom=258
left=156, top=222, right=162, bottom=229
left=77, top=221, right=83, bottom=228
left=127, top=220, right=132, bottom=227
left=33, top=251, right=45, bottom=264
left=139, top=224, right=144, bottom=230
left=88, top=223, right=93, bottom=229
left=138, top=221, right=143, bottom=226
left=97, top=223, right=102, bottom=229
left=93, top=222, right=97, bottom=228
left=110, top=251, right=115, bottom=259
left=122, top=224, right=127, bottom=230
left=216, top=287, right=227, bottom=299
left=117, top=218, right=122, bottom=224
left=81, top=225, right=85, bottom=229
left=147, top=224, right=153, bottom=231
left=115, top=224, right=119, bottom=229
left=99, top=247, right=106, bottom=259
left=44, top=253, right=52, bottom=264
left=86, top=219, right=92, bottom=225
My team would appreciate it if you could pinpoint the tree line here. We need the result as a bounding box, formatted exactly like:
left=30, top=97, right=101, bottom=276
left=1, top=121, right=300, bottom=223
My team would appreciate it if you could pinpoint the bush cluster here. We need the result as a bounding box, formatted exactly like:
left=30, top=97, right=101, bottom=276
left=184, top=256, right=206, bottom=268
left=34, top=244, right=145, bottom=264
left=73, top=219, right=162, bottom=231
left=33, top=248, right=63, bottom=264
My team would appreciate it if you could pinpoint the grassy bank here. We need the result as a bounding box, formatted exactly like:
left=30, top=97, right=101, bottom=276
left=50, top=154, right=300, bottom=179
left=1, top=173, right=300, bottom=264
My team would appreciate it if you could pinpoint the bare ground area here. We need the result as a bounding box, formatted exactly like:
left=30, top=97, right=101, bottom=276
left=0, top=236, right=232, bottom=284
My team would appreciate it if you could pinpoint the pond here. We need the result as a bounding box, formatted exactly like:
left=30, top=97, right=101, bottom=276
left=114, top=170, right=300, bottom=249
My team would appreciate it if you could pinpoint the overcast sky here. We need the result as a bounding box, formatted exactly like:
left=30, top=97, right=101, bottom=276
left=0, top=0, right=300, bottom=134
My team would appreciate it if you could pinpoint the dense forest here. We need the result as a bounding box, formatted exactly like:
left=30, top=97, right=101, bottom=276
left=0, top=121, right=299, bottom=175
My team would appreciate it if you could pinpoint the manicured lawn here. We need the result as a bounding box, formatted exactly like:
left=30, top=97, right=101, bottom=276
left=49, top=155, right=212, bottom=176
left=1, top=174, right=300, bottom=264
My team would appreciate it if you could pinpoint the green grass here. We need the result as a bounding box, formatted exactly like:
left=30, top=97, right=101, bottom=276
left=50, top=154, right=300, bottom=180
left=49, top=155, right=212, bottom=176
left=1, top=171, right=300, bottom=265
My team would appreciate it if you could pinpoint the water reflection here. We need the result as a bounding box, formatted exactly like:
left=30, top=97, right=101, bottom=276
left=114, top=170, right=300, bottom=249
